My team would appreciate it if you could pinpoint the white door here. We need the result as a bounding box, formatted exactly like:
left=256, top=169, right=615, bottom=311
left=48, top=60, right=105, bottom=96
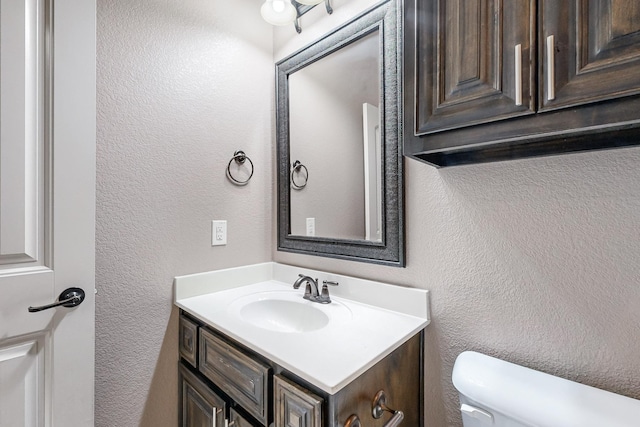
left=0, top=0, right=95, bottom=426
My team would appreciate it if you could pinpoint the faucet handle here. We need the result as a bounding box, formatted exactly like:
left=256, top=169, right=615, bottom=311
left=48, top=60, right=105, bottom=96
left=318, top=280, right=338, bottom=303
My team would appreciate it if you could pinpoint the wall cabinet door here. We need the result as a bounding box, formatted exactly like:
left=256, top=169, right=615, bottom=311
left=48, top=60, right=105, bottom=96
left=540, top=0, right=640, bottom=111
left=414, top=0, right=536, bottom=135
left=180, top=364, right=226, bottom=427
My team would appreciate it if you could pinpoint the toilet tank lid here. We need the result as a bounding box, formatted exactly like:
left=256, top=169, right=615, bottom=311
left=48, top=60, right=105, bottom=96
left=452, top=351, right=640, bottom=427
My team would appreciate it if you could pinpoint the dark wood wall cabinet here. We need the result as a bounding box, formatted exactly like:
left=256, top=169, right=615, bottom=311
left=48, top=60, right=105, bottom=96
left=178, top=312, right=423, bottom=427
left=403, top=0, right=640, bottom=167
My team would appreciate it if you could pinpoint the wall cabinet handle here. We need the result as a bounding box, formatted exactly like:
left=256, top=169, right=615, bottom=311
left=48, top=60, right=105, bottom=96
left=546, top=35, right=556, bottom=101
left=515, top=44, right=522, bottom=106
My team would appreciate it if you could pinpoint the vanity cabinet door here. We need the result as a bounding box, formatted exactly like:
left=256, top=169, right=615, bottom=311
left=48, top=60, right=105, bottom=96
left=199, top=329, right=271, bottom=425
left=540, top=0, right=640, bottom=112
left=413, top=0, right=535, bottom=135
left=274, top=375, right=323, bottom=427
left=179, top=363, right=226, bottom=427
left=230, top=408, right=257, bottom=427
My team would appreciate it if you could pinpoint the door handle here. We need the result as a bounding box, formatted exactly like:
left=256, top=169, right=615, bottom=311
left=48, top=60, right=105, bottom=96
left=28, top=287, right=85, bottom=312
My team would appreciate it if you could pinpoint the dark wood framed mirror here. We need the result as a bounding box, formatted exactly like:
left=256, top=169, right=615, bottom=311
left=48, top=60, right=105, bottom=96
left=276, top=0, right=404, bottom=266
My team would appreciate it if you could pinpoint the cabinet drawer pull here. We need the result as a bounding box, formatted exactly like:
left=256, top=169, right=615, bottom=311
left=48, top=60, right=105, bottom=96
left=546, top=35, right=555, bottom=101
left=515, top=44, right=522, bottom=106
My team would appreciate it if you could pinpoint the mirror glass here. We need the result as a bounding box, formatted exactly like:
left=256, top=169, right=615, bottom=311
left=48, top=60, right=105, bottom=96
left=276, top=0, right=404, bottom=266
left=289, top=31, right=381, bottom=241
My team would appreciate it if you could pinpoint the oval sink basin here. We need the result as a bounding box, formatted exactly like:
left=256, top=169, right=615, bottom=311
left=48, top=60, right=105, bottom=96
left=240, top=299, right=329, bottom=333
left=228, top=290, right=352, bottom=333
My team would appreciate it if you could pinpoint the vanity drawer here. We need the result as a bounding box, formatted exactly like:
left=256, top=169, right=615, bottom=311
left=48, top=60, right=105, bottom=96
left=199, top=329, right=270, bottom=425
left=179, top=314, right=198, bottom=368
left=274, top=375, right=323, bottom=427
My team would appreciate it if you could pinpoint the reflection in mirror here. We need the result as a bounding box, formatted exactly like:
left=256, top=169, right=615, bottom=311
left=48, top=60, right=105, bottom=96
left=289, top=31, right=380, bottom=241
left=276, top=0, right=403, bottom=266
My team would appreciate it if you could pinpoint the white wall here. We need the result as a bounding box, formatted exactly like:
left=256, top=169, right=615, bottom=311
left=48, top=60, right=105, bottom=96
left=273, top=1, right=640, bottom=426
left=96, top=0, right=273, bottom=425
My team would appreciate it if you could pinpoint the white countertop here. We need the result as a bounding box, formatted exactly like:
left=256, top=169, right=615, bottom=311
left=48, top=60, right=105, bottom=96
left=174, top=263, right=430, bottom=394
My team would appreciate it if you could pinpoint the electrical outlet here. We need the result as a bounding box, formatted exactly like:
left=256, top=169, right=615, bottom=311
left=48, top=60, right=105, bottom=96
left=306, top=218, right=315, bottom=236
left=211, top=220, right=227, bottom=246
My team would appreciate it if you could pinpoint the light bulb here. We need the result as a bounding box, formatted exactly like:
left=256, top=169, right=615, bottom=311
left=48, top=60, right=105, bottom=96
left=272, top=0, right=285, bottom=13
left=261, top=0, right=297, bottom=26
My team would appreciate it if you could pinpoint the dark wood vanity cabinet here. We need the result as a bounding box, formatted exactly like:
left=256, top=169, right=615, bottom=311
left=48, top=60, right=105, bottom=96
left=178, top=312, right=423, bottom=427
left=404, top=0, right=640, bottom=166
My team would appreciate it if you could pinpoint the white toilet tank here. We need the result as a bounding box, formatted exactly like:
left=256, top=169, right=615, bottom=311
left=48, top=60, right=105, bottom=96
left=452, top=351, right=640, bottom=427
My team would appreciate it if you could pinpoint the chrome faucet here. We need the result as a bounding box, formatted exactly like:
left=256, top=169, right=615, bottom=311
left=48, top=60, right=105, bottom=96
left=293, top=274, right=320, bottom=300
left=293, top=274, right=338, bottom=304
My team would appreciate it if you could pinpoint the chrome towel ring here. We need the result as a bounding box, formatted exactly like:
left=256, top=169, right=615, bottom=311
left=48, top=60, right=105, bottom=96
left=227, top=150, right=254, bottom=185
left=290, top=160, right=308, bottom=190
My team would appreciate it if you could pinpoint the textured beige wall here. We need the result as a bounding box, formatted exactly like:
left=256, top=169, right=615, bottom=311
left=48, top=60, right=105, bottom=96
left=96, top=0, right=273, bottom=425
left=273, top=2, right=640, bottom=427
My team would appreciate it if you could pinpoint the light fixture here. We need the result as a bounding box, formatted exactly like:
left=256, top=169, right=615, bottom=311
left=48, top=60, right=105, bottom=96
left=261, top=0, right=333, bottom=34
left=261, top=0, right=297, bottom=26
